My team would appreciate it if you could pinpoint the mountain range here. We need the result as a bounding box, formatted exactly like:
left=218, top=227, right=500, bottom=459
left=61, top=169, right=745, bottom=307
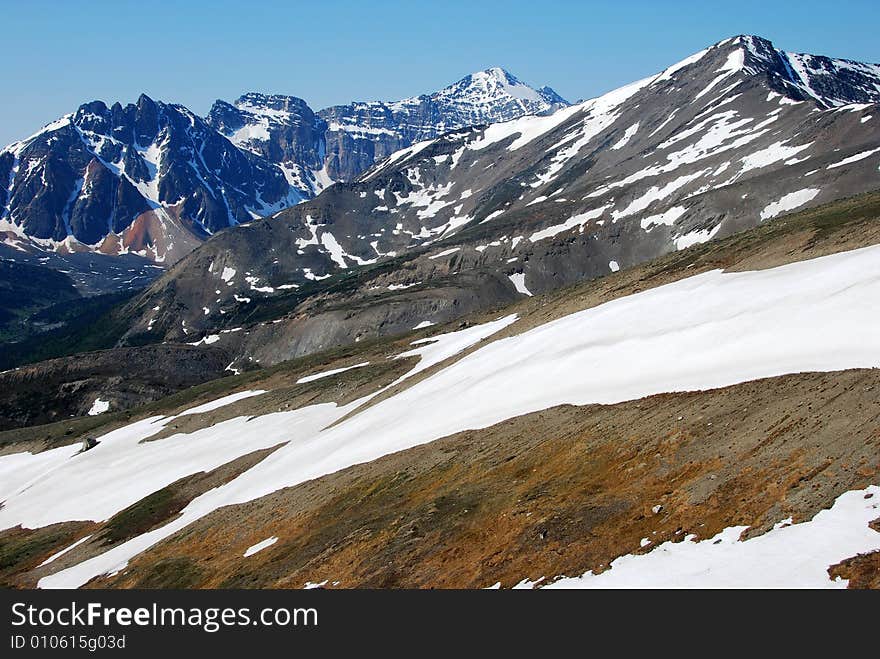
left=109, top=35, right=880, bottom=363
left=1, top=68, right=566, bottom=264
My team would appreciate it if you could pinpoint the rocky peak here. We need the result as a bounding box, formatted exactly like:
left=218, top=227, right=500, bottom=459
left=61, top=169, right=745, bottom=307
left=206, top=92, right=327, bottom=188
left=234, top=92, right=313, bottom=116
left=705, top=35, right=880, bottom=107
left=432, top=66, right=569, bottom=116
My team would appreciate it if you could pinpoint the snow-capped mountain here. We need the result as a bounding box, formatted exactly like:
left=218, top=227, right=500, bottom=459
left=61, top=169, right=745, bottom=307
left=6, top=34, right=880, bottom=592
left=206, top=93, right=331, bottom=197
left=206, top=67, right=568, bottom=190
left=122, top=35, right=880, bottom=350
left=0, top=95, right=300, bottom=264
left=318, top=67, right=568, bottom=182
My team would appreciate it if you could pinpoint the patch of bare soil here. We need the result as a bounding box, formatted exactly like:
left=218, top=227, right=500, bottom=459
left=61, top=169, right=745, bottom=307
left=829, top=549, right=880, bottom=588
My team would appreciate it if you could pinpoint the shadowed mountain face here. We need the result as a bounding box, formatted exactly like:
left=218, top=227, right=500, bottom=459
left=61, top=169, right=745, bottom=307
left=0, top=95, right=298, bottom=264
left=113, top=36, right=880, bottom=362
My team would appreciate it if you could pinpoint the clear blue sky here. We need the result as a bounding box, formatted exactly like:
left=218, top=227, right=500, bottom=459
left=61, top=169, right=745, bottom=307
left=2, top=0, right=878, bottom=146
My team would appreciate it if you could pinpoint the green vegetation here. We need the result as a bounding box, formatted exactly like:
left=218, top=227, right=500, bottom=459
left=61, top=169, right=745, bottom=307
left=0, top=525, right=87, bottom=588
left=131, top=557, right=205, bottom=589
left=0, top=289, right=141, bottom=370
left=0, top=261, right=79, bottom=342
left=100, top=487, right=185, bottom=546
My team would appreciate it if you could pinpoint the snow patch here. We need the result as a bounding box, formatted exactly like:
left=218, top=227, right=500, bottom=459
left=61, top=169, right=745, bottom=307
left=297, top=363, right=370, bottom=384
left=826, top=146, right=880, bottom=169
left=243, top=536, right=278, bottom=558
left=87, top=399, right=109, bottom=416
left=508, top=273, right=533, bottom=296
left=760, top=189, right=820, bottom=220
left=544, top=484, right=880, bottom=588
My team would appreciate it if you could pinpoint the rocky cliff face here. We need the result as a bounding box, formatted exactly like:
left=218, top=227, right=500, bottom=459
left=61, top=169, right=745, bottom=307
left=206, top=93, right=330, bottom=197
left=0, top=95, right=300, bottom=264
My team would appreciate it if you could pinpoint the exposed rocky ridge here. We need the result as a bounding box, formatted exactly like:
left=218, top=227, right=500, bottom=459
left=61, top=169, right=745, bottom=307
left=204, top=68, right=567, bottom=191
left=119, top=36, right=880, bottom=355
left=316, top=67, right=568, bottom=182
left=206, top=94, right=330, bottom=197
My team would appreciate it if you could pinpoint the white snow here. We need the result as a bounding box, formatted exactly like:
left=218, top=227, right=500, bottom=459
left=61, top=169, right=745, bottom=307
left=220, top=267, right=236, bottom=283
left=609, top=261, right=620, bottom=272
left=612, top=172, right=704, bottom=220
left=543, top=484, right=880, bottom=588
left=320, top=232, right=349, bottom=269
left=87, top=399, right=109, bottom=416
left=611, top=123, right=639, bottom=150
left=760, top=189, right=821, bottom=220
left=412, top=321, right=436, bottom=330
left=230, top=122, right=271, bottom=146
left=179, top=390, right=268, bottom=416
left=480, top=209, right=505, bottom=223
left=394, top=315, right=518, bottom=380
left=640, top=206, right=687, bottom=230
left=25, top=245, right=880, bottom=588
left=693, top=49, right=744, bottom=101
left=826, top=146, right=880, bottom=169
left=428, top=247, right=461, bottom=259
left=187, top=334, right=220, bottom=347
left=739, top=141, right=813, bottom=173
left=367, top=139, right=434, bottom=178
left=468, top=75, right=652, bottom=154
left=508, top=273, right=533, bottom=296
left=33, top=317, right=515, bottom=588
left=529, top=206, right=608, bottom=242
left=674, top=224, right=721, bottom=250
left=243, top=536, right=277, bottom=557
left=37, top=535, right=93, bottom=567
left=467, top=104, right=584, bottom=153
left=296, top=363, right=370, bottom=384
